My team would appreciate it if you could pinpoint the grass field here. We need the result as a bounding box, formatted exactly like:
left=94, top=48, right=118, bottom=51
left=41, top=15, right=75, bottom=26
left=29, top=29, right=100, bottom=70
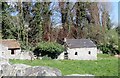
left=10, top=54, right=118, bottom=76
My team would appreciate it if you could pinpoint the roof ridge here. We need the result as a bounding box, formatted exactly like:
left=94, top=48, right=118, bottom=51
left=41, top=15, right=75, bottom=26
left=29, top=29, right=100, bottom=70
left=66, top=39, right=96, bottom=48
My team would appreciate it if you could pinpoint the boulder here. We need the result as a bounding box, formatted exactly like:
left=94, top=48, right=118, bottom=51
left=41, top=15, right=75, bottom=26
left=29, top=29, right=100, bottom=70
left=0, top=63, right=62, bottom=76
left=0, top=62, right=12, bottom=76
left=11, top=64, right=31, bottom=76
left=17, top=66, right=61, bottom=76
left=0, top=56, right=9, bottom=77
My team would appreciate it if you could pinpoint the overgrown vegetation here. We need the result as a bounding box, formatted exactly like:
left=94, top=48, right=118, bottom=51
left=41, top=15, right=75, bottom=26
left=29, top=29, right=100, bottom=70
left=1, top=2, right=119, bottom=55
left=116, top=26, right=120, bottom=52
left=10, top=54, right=118, bottom=76
left=33, top=42, right=64, bottom=59
left=1, top=2, right=119, bottom=76
left=97, top=29, right=119, bottom=55
left=98, top=44, right=119, bottom=55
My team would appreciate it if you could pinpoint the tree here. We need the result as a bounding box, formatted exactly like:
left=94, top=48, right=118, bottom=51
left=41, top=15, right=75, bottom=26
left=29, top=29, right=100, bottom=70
left=29, top=2, right=43, bottom=46
left=75, top=2, right=89, bottom=38
left=58, top=2, right=70, bottom=39
left=2, top=2, right=18, bottom=39
left=116, top=26, right=120, bottom=53
left=41, top=2, right=52, bottom=41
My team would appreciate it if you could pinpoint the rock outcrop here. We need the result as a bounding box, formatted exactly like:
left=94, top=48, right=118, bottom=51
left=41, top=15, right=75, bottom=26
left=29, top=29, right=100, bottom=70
left=0, top=62, right=62, bottom=76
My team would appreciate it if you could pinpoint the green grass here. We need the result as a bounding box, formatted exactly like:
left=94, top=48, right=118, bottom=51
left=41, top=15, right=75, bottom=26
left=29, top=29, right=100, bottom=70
left=10, top=54, right=118, bottom=76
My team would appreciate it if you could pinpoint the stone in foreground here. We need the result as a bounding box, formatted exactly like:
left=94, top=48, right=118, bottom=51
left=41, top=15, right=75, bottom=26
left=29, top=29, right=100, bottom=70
left=0, top=63, right=62, bottom=76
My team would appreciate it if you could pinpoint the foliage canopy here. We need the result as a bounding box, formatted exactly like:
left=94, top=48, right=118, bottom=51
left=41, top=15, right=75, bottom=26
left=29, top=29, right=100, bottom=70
left=33, top=42, right=64, bottom=59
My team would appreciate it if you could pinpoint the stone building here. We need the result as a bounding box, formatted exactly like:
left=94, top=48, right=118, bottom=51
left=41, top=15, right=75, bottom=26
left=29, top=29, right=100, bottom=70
left=0, top=39, right=21, bottom=59
left=58, top=39, right=97, bottom=60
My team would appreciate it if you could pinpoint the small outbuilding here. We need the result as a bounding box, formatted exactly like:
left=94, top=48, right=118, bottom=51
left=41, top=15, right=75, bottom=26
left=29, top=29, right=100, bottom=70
left=0, top=39, right=21, bottom=59
left=58, top=39, right=97, bottom=60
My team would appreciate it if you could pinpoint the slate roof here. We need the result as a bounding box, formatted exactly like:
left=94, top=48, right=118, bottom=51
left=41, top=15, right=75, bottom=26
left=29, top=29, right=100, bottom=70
left=0, top=39, right=20, bottom=49
left=66, top=39, right=96, bottom=48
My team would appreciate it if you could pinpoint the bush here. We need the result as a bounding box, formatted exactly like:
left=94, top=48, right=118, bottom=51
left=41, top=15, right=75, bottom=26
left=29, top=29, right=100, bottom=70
left=42, top=55, right=52, bottom=60
left=33, top=41, right=64, bottom=59
left=98, top=43, right=119, bottom=55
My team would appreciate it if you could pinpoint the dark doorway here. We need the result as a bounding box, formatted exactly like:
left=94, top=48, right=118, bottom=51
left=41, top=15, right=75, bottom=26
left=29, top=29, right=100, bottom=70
left=64, top=52, right=68, bottom=59
left=11, top=49, right=15, bottom=55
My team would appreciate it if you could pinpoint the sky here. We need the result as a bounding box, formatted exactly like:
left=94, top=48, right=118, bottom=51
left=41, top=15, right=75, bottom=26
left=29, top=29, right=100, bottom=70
left=110, top=0, right=119, bottom=26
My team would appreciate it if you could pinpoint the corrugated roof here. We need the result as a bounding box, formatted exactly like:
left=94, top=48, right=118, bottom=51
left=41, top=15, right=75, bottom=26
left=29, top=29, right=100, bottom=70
left=0, top=39, right=20, bottom=49
left=66, top=39, right=96, bottom=48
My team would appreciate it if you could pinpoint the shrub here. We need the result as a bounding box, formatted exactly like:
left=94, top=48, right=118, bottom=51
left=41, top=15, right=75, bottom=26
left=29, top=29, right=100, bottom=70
left=33, top=41, right=64, bottom=59
left=42, top=55, right=52, bottom=60
left=98, top=43, right=119, bottom=55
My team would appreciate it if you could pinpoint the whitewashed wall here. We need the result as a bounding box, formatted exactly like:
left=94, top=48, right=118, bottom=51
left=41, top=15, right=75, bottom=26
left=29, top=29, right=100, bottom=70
left=0, top=44, right=35, bottom=60
left=0, top=44, right=9, bottom=63
left=0, top=44, right=21, bottom=59
left=0, top=44, right=10, bottom=58
left=57, top=52, right=64, bottom=60
left=57, top=47, right=97, bottom=60
left=9, top=49, right=21, bottom=59
left=67, top=47, right=97, bottom=60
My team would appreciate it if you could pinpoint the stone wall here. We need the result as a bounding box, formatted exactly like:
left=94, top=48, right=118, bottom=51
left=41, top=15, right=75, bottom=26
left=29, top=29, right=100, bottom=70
left=19, top=52, right=31, bottom=60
